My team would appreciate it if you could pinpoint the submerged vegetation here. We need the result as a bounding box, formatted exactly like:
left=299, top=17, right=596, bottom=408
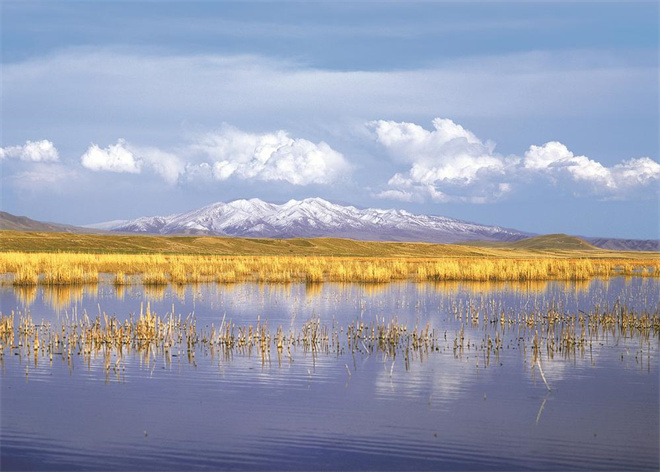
left=1, top=301, right=657, bottom=376
left=1, top=251, right=658, bottom=286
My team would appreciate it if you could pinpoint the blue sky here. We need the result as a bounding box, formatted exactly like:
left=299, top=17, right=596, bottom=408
left=1, top=0, right=658, bottom=239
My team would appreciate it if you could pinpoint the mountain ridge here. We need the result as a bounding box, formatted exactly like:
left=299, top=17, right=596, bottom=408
left=88, top=197, right=531, bottom=244
left=2, top=201, right=657, bottom=252
left=0, top=211, right=107, bottom=234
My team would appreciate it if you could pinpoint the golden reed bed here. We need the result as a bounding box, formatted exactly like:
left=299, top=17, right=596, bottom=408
left=2, top=252, right=658, bottom=285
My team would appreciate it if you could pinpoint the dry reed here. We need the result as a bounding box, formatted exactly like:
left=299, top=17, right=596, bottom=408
left=1, top=252, right=658, bottom=286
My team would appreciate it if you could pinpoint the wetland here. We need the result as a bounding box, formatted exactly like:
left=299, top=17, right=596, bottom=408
left=1, top=276, right=658, bottom=470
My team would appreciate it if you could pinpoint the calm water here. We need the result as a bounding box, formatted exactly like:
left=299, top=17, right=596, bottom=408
left=1, top=278, right=658, bottom=471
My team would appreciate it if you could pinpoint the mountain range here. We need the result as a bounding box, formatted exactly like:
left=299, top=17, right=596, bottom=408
left=1, top=199, right=657, bottom=251
left=86, top=197, right=530, bottom=244
left=82, top=197, right=658, bottom=251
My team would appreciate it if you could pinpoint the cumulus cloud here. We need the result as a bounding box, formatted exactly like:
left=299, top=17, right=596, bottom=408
left=136, top=147, right=186, bottom=185
left=191, top=126, right=351, bottom=185
left=370, top=118, right=516, bottom=203
left=372, top=118, right=660, bottom=202
left=523, top=142, right=660, bottom=196
left=80, top=139, right=185, bottom=184
left=78, top=127, right=349, bottom=186
left=81, top=140, right=141, bottom=174
left=0, top=140, right=59, bottom=162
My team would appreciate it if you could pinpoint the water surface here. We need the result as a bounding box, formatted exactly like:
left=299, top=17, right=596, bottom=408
left=1, top=278, right=658, bottom=471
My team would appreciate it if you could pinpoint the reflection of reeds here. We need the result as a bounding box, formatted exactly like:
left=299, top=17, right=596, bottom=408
left=43, top=285, right=85, bottom=312
left=304, top=282, right=323, bottom=298
left=2, top=252, right=659, bottom=286
left=172, top=283, right=187, bottom=301
left=15, top=286, right=38, bottom=307
left=144, top=284, right=167, bottom=301
left=114, top=283, right=125, bottom=301
left=421, top=279, right=593, bottom=296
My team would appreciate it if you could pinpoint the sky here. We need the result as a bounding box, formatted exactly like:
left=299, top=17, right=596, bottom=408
left=1, top=0, right=658, bottom=239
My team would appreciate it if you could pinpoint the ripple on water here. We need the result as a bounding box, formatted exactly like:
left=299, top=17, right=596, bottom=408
left=1, top=278, right=658, bottom=470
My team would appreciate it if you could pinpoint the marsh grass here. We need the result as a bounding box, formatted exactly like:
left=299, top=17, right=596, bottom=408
left=1, top=252, right=658, bottom=286
left=2, top=302, right=657, bottom=375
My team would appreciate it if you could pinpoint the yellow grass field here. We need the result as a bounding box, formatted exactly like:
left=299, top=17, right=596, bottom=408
left=0, top=231, right=658, bottom=285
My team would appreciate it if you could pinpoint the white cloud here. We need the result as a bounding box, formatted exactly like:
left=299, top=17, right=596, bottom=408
left=0, top=140, right=59, bottom=162
left=81, top=140, right=141, bottom=173
left=80, top=140, right=185, bottom=184
left=370, top=118, right=515, bottom=203
left=373, top=119, right=660, bottom=202
left=192, top=126, right=351, bottom=185
left=612, top=157, right=660, bottom=188
left=137, top=147, right=186, bottom=185
left=78, top=127, right=348, bottom=186
left=523, top=142, right=660, bottom=196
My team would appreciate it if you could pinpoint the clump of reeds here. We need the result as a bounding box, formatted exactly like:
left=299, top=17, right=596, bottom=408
left=142, top=272, right=168, bottom=285
left=0, top=313, right=13, bottom=339
left=12, top=266, right=39, bottom=286
left=3, top=300, right=657, bottom=377
left=2, top=252, right=658, bottom=287
left=114, top=271, right=126, bottom=285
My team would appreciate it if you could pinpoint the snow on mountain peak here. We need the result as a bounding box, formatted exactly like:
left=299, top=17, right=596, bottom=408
left=97, top=198, right=530, bottom=243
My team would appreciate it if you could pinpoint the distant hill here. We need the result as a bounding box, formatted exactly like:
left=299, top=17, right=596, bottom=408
left=584, top=237, right=659, bottom=252
left=459, top=233, right=659, bottom=253
left=1, top=207, right=657, bottom=252
left=1, top=230, right=654, bottom=259
left=510, top=234, right=598, bottom=251
left=457, top=234, right=598, bottom=251
left=0, top=211, right=102, bottom=234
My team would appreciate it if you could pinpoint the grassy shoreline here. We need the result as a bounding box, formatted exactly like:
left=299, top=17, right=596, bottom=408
left=1, top=230, right=658, bottom=258
left=1, top=231, right=658, bottom=285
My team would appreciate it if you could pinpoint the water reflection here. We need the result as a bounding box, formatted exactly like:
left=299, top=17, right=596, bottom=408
left=1, top=277, right=658, bottom=323
left=14, top=285, right=37, bottom=308
left=143, top=283, right=167, bottom=301
left=0, top=277, right=658, bottom=471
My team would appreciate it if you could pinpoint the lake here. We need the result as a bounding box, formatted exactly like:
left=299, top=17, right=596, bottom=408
left=1, top=277, right=658, bottom=471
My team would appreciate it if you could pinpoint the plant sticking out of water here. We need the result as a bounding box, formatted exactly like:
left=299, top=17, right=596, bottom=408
left=12, top=266, right=39, bottom=286
left=0, top=313, right=14, bottom=356
left=1, top=301, right=657, bottom=380
left=114, top=272, right=126, bottom=285
left=142, top=272, right=168, bottom=285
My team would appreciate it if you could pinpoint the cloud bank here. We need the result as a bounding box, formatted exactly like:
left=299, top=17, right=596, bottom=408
left=3, top=50, right=655, bottom=143
left=6, top=119, right=657, bottom=204
left=371, top=118, right=660, bottom=203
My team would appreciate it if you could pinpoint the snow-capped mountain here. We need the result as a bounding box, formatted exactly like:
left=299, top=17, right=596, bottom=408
left=88, top=197, right=531, bottom=243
